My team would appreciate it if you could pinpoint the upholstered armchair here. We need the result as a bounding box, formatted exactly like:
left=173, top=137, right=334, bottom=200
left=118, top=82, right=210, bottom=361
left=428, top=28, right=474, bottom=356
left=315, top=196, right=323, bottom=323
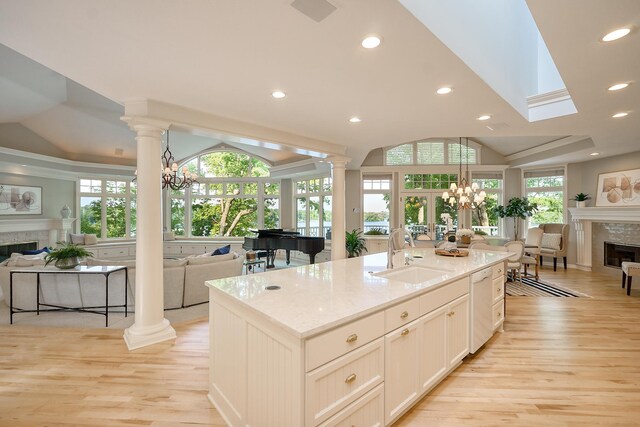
left=537, top=223, right=569, bottom=271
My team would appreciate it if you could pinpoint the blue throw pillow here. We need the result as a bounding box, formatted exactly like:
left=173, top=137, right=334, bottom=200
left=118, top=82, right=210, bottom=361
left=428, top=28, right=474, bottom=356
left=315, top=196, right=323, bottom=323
left=212, top=245, right=231, bottom=256
left=22, top=247, right=51, bottom=255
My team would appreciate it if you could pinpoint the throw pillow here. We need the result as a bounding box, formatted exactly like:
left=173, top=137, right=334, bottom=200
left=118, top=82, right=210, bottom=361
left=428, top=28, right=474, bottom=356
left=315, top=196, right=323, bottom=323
left=84, top=234, right=98, bottom=245
left=188, top=252, right=235, bottom=265
left=212, top=244, right=231, bottom=256
left=21, top=247, right=51, bottom=255
left=69, top=233, right=85, bottom=245
left=541, top=233, right=562, bottom=250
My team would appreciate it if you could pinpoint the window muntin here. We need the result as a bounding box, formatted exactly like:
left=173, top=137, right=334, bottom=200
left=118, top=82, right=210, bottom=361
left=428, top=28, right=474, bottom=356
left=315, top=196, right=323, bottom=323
left=363, top=177, right=391, bottom=235
left=79, top=179, right=136, bottom=240
left=296, top=176, right=332, bottom=239
left=404, top=174, right=458, bottom=190
left=524, top=169, right=565, bottom=228
left=384, top=139, right=480, bottom=166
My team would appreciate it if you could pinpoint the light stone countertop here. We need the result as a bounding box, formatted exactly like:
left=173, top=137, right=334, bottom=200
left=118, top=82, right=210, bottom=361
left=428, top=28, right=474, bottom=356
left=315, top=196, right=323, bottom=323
left=206, top=248, right=510, bottom=339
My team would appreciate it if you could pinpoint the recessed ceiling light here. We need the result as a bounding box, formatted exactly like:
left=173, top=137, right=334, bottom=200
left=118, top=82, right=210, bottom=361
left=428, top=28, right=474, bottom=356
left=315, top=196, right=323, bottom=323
left=349, top=117, right=362, bottom=123
left=608, top=83, right=630, bottom=91
left=436, top=87, right=452, bottom=95
left=271, top=91, right=286, bottom=99
left=477, top=115, right=491, bottom=121
left=612, top=112, right=629, bottom=118
left=602, top=28, right=631, bottom=42
left=361, top=36, right=381, bottom=49
left=590, top=152, right=600, bottom=156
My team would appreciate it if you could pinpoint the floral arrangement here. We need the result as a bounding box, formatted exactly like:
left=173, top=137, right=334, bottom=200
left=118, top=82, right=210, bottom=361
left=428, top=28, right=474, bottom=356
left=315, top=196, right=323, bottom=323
left=455, top=228, right=475, bottom=238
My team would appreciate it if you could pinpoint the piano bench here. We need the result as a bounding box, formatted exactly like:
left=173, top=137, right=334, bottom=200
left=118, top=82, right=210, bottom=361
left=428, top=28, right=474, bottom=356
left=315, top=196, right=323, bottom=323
left=257, top=251, right=268, bottom=259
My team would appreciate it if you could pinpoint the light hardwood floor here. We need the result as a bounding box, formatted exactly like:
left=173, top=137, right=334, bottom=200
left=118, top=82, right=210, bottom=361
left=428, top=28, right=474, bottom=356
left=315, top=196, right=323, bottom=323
left=1, top=266, right=639, bottom=426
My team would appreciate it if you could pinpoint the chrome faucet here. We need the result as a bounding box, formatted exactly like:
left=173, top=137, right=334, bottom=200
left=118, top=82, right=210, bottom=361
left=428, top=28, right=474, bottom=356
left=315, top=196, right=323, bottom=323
left=387, top=228, right=415, bottom=269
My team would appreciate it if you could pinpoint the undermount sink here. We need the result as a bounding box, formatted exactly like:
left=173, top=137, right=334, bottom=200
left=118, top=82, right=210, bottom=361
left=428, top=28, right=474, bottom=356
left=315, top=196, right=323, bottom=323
left=373, top=265, right=449, bottom=284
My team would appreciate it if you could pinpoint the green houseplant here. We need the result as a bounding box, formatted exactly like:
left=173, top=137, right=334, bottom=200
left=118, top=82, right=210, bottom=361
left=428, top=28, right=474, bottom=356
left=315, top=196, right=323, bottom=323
left=571, top=192, right=591, bottom=208
left=493, top=197, right=538, bottom=241
left=45, top=241, right=93, bottom=269
left=345, top=229, right=367, bottom=258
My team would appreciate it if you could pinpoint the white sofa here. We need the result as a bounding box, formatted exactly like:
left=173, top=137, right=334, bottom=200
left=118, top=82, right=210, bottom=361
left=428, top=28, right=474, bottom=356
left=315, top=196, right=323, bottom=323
left=0, top=252, right=243, bottom=312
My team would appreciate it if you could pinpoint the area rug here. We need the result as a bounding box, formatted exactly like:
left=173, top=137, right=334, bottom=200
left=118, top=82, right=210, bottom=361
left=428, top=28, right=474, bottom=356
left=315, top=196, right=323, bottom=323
left=506, top=274, right=589, bottom=297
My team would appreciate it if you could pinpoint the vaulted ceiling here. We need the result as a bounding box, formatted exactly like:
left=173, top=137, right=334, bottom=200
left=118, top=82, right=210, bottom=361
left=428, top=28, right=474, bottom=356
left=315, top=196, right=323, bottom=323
left=0, top=0, right=638, bottom=169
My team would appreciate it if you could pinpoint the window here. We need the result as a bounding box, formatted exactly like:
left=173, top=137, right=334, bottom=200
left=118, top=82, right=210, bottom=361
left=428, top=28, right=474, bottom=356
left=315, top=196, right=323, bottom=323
left=296, top=177, right=332, bottom=238
left=471, top=172, right=503, bottom=236
left=524, top=168, right=565, bottom=228
left=384, top=138, right=480, bottom=166
left=169, top=151, right=279, bottom=237
left=363, top=177, right=391, bottom=234
left=404, top=174, right=458, bottom=190
left=79, top=179, right=136, bottom=239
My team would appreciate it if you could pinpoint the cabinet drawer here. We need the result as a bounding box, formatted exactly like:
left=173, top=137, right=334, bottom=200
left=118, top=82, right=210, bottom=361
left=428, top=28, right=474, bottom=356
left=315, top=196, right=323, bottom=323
left=492, top=300, right=504, bottom=330
left=492, top=276, right=504, bottom=304
left=98, top=247, right=129, bottom=258
left=163, top=244, right=182, bottom=255
left=306, top=311, right=384, bottom=372
left=384, top=297, right=420, bottom=333
left=306, top=338, right=384, bottom=427
left=492, top=262, right=505, bottom=279
left=318, top=383, right=384, bottom=427
left=419, top=277, right=468, bottom=316
left=181, top=244, right=208, bottom=255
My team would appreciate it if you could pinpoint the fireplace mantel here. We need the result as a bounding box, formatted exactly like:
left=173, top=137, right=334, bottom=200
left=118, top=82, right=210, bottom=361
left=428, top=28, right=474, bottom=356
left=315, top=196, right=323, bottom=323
left=568, top=207, right=640, bottom=223
left=0, top=218, right=76, bottom=246
left=568, top=207, right=640, bottom=269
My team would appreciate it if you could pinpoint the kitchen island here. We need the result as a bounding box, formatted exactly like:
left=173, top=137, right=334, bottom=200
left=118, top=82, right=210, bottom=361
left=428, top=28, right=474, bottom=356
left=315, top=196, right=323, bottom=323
left=206, top=248, right=509, bottom=427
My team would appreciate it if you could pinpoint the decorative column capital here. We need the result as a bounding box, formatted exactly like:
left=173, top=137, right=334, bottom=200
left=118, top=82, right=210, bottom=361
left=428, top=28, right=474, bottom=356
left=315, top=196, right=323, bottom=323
left=326, top=155, right=351, bottom=168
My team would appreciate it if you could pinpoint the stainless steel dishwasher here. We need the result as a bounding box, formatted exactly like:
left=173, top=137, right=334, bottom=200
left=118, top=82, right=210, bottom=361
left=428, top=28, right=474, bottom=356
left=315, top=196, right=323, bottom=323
left=470, top=266, right=493, bottom=353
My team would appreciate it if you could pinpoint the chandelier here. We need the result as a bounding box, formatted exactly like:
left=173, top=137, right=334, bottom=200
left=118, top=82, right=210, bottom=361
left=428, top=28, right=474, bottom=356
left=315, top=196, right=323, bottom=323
left=442, top=137, right=486, bottom=209
left=161, top=130, right=198, bottom=191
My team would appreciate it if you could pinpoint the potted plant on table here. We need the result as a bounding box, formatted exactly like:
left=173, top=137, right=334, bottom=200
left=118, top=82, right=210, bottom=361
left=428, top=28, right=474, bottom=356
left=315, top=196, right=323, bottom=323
left=571, top=193, right=591, bottom=208
left=345, top=229, right=367, bottom=258
left=455, top=228, right=475, bottom=245
left=493, top=197, right=538, bottom=241
left=44, top=241, right=93, bottom=269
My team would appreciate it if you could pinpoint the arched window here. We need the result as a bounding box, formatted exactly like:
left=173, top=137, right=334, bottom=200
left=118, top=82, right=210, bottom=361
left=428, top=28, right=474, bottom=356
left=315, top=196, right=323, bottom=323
left=384, top=138, right=480, bottom=166
left=169, top=150, right=279, bottom=237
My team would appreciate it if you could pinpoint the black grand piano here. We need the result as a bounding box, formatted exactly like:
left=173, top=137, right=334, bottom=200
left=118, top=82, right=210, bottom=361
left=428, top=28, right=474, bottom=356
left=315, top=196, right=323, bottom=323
left=243, top=229, right=325, bottom=268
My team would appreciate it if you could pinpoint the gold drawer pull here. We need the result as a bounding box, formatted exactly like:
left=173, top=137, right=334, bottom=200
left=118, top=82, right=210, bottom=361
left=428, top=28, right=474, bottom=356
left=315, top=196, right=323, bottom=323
left=497, top=287, right=502, bottom=292
left=345, top=373, right=357, bottom=384
left=400, top=311, right=409, bottom=319
left=447, top=311, right=455, bottom=317
left=400, top=328, right=410, bottom=336
left=346, top=334, right=358, bottom=344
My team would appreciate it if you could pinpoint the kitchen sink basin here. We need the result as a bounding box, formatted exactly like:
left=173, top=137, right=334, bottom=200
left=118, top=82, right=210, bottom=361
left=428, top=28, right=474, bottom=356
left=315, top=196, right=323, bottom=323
left=373, top=265, right=449, bottom=284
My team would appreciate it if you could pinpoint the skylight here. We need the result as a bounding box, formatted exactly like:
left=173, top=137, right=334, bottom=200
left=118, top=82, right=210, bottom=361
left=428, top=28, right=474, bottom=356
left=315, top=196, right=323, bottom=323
left=399, top=0, right=577, bottom=122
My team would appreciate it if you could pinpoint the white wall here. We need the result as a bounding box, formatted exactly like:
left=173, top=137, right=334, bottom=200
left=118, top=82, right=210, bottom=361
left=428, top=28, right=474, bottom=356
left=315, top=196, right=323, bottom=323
left=0, top=173, right=75, bottom=220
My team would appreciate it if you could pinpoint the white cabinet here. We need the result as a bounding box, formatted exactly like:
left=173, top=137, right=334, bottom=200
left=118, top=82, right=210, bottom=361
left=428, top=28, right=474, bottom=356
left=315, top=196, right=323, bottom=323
left=364, top=237, right=388, bottom=254
left=384, top=318, right=420, bottom=421
left=491, top=261, right=506, bottom=332
left=384, top=293, right=469, bottom=425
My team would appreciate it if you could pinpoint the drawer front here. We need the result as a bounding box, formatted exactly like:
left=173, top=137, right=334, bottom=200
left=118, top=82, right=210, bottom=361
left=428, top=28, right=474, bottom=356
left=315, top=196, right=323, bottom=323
left=318, top=383, right=384, bottom=427
left=492, top=300, right=504, bottom=330
left=492, top=262, right=505, bottom=279
left=492, top=276, right=505, bottom=304
left=98, top=247, right=129, bottom=258
left=163, top=244, right=182, bottom=255
left=419, top=277, right=468, bottom=316
left=384, top=297, right=420, bottom=333
left=306, top=339, right=384, bottom=427
left=306, top=311, right=384, bottom=372
left=181, top=244, right=208, bottom=255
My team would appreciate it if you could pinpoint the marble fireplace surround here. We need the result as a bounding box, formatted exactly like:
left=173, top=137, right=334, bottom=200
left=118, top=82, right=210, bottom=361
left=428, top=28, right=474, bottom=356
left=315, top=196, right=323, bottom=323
left=568, top=207, right=640, bottom=270
left=0, top=218, right=76, bottom=249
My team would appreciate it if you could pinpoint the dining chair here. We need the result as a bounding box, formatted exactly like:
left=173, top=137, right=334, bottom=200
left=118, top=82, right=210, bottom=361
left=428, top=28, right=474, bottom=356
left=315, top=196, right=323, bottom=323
left=504, top=240, right=525, bottom=283
left=522, top=228, right=543, bottom=279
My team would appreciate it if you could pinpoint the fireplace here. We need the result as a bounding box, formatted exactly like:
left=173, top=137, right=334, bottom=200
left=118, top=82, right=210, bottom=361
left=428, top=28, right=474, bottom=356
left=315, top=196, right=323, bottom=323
left=0, top=241, right=38, bottom=262
left=605, top=241, right=640, bottom=269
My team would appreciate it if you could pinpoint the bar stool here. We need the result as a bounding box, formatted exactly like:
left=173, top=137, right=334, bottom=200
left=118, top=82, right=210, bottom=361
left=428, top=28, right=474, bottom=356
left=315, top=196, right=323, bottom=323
left=622, top=262, right=640, bottom=296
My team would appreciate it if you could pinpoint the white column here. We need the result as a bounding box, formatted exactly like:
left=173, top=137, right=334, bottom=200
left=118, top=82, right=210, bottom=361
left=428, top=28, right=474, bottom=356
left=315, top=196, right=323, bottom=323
left=573, top=219, right=592, bottom=269
left=330, top=158, right=348, bottom=260
left=124, top=124, right=176, bottom=350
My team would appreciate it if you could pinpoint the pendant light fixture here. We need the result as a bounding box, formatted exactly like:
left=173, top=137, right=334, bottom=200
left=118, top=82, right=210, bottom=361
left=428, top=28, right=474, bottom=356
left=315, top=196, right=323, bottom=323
left=441, top=137, right=486, bottom=209
left=161, top=130, right=198, bottom=191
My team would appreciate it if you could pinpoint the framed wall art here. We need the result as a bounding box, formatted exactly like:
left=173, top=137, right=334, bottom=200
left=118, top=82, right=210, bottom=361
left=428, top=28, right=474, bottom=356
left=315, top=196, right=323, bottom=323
left=595, top=168, right=640, bottom=207
left=0, top=184, right=43, bottom=215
